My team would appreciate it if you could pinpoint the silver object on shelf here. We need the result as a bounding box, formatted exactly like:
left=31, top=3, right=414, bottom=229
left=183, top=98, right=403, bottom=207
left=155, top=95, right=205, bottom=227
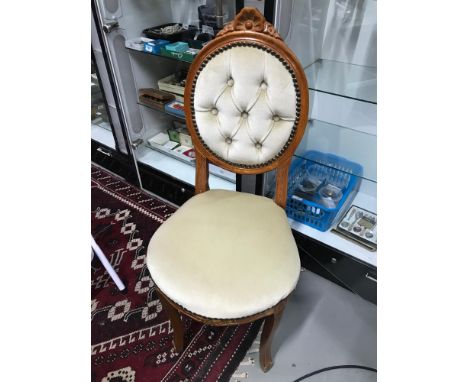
left=333, top=205, right=377, bottom=251
left=318, top=184, right=343, bottom=209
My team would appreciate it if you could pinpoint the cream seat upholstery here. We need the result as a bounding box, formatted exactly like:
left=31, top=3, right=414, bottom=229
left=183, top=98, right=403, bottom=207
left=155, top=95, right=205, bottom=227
left=147, top=189, right=301, bottom=319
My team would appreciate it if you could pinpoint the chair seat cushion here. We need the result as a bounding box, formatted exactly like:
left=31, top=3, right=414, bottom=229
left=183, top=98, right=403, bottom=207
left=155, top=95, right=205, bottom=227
left=147, top=190, right=300, bottom=319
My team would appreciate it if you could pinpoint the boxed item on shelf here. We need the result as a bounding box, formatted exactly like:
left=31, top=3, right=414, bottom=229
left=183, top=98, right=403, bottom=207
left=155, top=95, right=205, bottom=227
left=286, top=150, right=363, bottom=232
left=147, top=132, right=195, bottom=164
left=169, top=121, right=191, bottom=143
left=164, top=100, right=185, bottom=118
left=160, top=46, right=200, bottom=62
left=157, top=73, right=185, bottom=97
left=143, top=39, right=170, bottom=55
left=142, top=23, right=197, bottom=43
left=167, top=128, right=180, bottom=143
left=179, top=131, right=192, bottom=148
left=138, top=88, right=174, bottom=110
left=334, top=205, right=377, bottom=251
left=163, top=140, right=179, bottom=150
left=165, top=41, right=189, bottom=53
left=174, top=145, right=195, bottom=159
left=125, top=37, right=154, bottom=51
left=148, top=132, right=170, bottom=147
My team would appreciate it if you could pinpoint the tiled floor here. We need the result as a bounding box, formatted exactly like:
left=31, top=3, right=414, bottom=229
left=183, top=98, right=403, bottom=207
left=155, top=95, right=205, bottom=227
left=232, top=269, right=377, bottom=382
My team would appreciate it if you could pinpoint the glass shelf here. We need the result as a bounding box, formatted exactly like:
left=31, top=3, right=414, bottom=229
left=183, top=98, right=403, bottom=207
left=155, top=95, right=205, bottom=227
left=294, top=120, right=377, bottom=183
left=144, top=142, right=194, bottom=165
left=137, top=102, right=185, bottom=121
left=281, top=0, right=377, bottom=104
left=91, top=56, right=115, bottom=149
left=91, top=116, right=112, bottom=131
left=128, top=47, right=378, bottom=104
left=270, top=0, right=376, bottom=263
left=137, top=145, right=236, bottom=189
left=305, top=59, right=376, bottom=104
left=91, top=123, right=115, bottom=149
left=143, top=143, right=235, bottom=184
left=126, top=46, right=194, bottom=64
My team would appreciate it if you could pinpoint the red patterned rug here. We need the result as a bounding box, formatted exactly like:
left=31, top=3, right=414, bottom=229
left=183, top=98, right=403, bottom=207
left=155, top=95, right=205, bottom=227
left=91, top=164, right=261, bottom=382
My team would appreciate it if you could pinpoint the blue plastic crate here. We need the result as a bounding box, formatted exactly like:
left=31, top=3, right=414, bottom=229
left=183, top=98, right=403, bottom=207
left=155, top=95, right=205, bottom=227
left=286, top=151, right=363, bottom=232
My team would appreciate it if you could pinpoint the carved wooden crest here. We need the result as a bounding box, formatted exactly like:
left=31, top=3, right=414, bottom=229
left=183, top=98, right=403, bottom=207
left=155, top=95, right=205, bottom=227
left=216, top=7, right=282, bottom=40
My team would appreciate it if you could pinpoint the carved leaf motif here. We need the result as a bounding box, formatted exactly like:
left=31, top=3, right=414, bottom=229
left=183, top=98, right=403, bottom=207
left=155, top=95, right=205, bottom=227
left=216, top=22, right=234, bottom=38
left=264, top=22, right=281, bottom=39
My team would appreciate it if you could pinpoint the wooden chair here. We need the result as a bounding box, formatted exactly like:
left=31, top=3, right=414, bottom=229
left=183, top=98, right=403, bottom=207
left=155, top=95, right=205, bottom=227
left=146, top=7, right=309, bottom=372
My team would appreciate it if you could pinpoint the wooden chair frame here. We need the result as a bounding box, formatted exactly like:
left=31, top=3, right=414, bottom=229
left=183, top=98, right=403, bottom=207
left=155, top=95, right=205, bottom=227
left=155, top=7, right=309, bottom=372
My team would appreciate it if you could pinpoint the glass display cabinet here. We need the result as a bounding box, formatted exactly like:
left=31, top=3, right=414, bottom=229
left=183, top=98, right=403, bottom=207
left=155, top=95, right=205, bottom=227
left=91, top=0, right=376, bottom=302
left=265, top=0, right=377, bottom=270
left=92, top=0, right=376, bottom=259
left=91, top=48, right=141, bottom=185
left=91, top=59, right=111, bottom=141
left=92, top=0, right=264, bottom=193
left=92, top=8, right=144, bottom=187
left=91, top=55, right=119, bottom=151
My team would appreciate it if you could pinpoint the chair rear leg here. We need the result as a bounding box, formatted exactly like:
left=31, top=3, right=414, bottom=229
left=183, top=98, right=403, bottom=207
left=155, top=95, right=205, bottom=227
left=157, top=292, right=185, bottom=353
left=259, top=299, right=287, bottom=372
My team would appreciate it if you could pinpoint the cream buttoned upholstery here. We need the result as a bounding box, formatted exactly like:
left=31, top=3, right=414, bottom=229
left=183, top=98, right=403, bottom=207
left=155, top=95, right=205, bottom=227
left=193, top=45, right=298, bottom=167
left=147, top=190, right=301, bottom=319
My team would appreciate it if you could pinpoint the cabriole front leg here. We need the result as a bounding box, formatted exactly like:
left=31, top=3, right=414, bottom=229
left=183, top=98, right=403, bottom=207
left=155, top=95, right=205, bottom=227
left=157, top=292, right=185, bottom=353
left=259, top=300, right=287, bottom=372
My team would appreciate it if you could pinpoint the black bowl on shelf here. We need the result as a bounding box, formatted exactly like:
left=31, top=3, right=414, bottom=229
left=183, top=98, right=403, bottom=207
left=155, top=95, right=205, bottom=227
left=142, top=23, right=197, bottom=43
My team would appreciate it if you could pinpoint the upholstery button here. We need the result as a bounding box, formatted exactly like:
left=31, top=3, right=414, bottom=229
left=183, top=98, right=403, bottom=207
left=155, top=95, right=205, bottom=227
left=225, top=137, right=232, bottom=144
left=211, top=108, right=218, bottom=115
left=227, top=78, right=234, bottom=87
left=255, top=142, right=262, bottom=149
left=241, top=112, right=248, bottom=119
left=260, top=82, right=267, bottom=90
left=273, top=115, right=280, bottom=122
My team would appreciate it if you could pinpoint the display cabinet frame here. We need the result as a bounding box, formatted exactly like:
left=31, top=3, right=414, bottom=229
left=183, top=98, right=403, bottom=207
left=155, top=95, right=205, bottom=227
left=262, top=0, right=377, bottom=293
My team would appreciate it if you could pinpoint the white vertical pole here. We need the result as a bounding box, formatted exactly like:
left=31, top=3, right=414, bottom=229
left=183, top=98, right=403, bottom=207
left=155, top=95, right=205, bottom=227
left=91, top=235, right=126, bottom=291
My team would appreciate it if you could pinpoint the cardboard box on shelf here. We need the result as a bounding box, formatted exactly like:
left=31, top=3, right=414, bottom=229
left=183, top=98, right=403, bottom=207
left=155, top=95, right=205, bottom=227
left=157, top=74, right=185, bottom=97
